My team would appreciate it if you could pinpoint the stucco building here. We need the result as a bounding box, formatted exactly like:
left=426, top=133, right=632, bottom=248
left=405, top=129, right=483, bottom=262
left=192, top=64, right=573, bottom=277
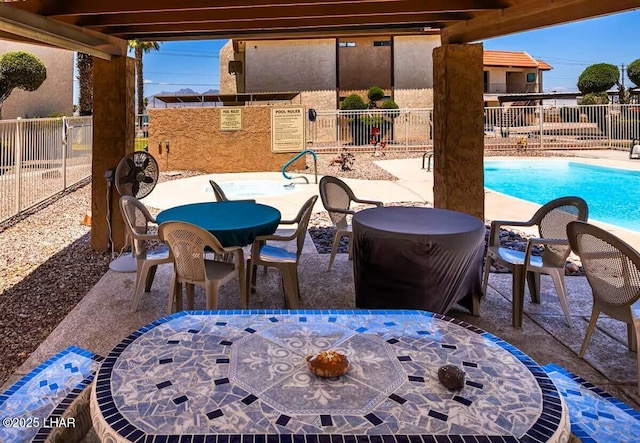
left=0, top=41, right=74, bottom=119
left=220, top=38, right=551, bottom=111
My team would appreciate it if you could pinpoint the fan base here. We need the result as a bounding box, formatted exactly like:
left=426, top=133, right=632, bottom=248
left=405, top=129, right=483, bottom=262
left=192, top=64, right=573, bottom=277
left=109, top=253, right=137, bottom=273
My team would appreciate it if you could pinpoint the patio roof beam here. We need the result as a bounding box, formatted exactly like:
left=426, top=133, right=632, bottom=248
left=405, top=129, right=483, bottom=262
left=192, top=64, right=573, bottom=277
left=69, top=8, right=473, bottom=29
left=88, top=14, right=458, bottom=39
left=0, top=3, right=125, bottom=60
left=31, top=0, right=506, bottom=17
left=441, top=0, right=640, bottom=43
left=107, top=24, right=437, bottom=42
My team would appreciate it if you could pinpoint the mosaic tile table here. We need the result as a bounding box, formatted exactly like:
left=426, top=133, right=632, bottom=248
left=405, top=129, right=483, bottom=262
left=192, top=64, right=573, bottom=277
left=91, top=310, right=570, bottom=443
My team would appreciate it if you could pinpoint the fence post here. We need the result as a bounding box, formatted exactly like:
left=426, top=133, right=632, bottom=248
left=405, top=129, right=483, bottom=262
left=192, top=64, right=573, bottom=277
left=62, top=117, right=68, bottom=190
left=539, top=104, right=544, bottom=150
left=14, top=118, right=22, bottom=214
left=404, top=110, right=409, bottom=149
left=607, top=103, right=612, bottom=149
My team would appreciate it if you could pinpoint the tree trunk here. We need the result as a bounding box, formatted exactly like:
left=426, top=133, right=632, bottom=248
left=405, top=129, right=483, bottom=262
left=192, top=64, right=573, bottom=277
left=77, top=53, right=93, bottom=116
left=135, top=46, right=144, bottom=115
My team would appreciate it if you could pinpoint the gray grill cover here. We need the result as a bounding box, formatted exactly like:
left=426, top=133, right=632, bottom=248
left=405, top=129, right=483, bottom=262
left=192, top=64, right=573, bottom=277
left=353, top=207, right=485, bottom=314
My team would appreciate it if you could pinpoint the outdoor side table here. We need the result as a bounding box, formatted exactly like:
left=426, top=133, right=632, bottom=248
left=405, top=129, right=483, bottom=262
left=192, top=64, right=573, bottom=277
left=156, top=201, right=281, bottom=247
left=90, top=310, right=569, bottom=442
left=352, top=207, right=485, bottom=314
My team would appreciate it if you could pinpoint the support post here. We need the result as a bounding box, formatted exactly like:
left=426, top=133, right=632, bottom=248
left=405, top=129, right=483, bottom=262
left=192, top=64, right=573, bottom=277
left=91, top=55, right=135, bottom=251
left=432, top=43, right=484, bottom=221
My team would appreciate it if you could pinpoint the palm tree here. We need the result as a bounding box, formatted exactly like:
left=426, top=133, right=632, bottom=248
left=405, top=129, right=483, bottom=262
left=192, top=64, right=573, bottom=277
left=76, top=52, right=93, bottom=116
left=127, top=40, right=161, bottom=116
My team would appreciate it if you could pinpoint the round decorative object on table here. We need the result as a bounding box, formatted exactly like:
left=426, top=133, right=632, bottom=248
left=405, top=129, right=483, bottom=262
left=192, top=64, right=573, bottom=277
left=352, top=207, right=486, bottom=314
left=91, top=310, right=569, bottom=443
left=156, top=201, right=281, bottom=247
left=437, top=364, right=466, bottom=390
left=306, top=350, right=350, bottom=377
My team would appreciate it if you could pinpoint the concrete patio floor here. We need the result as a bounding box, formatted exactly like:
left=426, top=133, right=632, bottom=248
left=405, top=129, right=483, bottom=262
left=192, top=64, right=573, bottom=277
left=6, top=149, right=640, bottom=429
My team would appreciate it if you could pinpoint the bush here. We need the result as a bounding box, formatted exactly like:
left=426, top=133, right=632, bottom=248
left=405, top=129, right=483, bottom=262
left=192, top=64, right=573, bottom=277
left=579, top=92, right=610, bottom=105
left=381, top=99, right=400, bottom=118
left=577, top=63, right=619, bottom=94
left=367, top=86, right=385, bottom=103
left=340, top=94, right=367, bottom=110
left=628, top=58, right=640, bottom=88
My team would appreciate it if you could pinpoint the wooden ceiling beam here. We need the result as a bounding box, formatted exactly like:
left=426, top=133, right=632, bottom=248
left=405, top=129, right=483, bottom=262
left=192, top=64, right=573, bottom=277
left=68, top=6, right=473, bottom=28
left=441, top=0, right=640, bottom=43
left=27, top=0, right=506, bottom=16
left=0, top=3, right=125, bottom=59
left=98, top=15, right=445, bottom=39
left=118, top=25, right=437, bottom=42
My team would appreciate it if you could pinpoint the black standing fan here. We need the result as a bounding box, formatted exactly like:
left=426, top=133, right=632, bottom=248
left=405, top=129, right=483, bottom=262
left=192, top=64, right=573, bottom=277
left=109, top=151, right=159, bottom=272
left=115, top=151, right=159, bottom=198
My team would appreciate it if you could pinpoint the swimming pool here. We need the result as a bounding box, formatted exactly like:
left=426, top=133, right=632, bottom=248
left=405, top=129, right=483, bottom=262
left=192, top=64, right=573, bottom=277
left=484, top=160, right=640, bottom=232
left=203, top=180, right=302, bottom=199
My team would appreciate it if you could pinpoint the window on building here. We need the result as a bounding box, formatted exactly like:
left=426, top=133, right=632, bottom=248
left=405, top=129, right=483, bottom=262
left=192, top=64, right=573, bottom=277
left=373, top=40, right=391, bottom=47
left=526, top=73, right=536, bottom=83
left=338, top=42, right=356, bottom=47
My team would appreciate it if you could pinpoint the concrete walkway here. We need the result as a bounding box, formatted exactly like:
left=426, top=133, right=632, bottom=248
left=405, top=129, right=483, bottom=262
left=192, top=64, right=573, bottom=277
left=7, top=150, right=640, bottom=420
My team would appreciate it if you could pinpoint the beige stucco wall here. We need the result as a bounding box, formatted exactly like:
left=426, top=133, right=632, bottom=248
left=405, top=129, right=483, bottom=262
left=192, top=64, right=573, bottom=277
left=0, top=42, right=73, bottom=119
left=338, top=37, right=391, bottom=90
left=244, top=39, right=336, bottom=93
left=484, top=67, right=540, bottom=93
left=394, top=89, right=433, bottom=108
left=219, top=40, right=245, bottom=94
left=394, top=35, right=440, bottom=89
left=148, top=106, right=305, bottom=173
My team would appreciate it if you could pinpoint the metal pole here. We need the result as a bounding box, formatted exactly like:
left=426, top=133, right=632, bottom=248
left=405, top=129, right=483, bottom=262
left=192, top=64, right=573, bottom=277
left=539, top=103, right=544, bottom=150
left=14, top=118, right=22, bottom=214
left=62, top=117, right=68, bottom=190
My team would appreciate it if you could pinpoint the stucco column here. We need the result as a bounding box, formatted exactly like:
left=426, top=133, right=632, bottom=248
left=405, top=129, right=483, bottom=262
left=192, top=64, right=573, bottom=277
left=91, top=56, right=135, bottom=251
left=432, top=43, right=484, bottom=221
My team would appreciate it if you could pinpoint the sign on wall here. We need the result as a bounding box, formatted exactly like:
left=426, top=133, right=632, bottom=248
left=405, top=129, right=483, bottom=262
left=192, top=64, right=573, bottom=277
left=271, top=106, right=305, bottom=152
left=220, top=107, right=243, bottom=131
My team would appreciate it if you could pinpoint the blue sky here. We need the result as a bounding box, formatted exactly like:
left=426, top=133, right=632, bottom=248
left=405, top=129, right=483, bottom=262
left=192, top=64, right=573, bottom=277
left=76, top=10, right=640, bottom=101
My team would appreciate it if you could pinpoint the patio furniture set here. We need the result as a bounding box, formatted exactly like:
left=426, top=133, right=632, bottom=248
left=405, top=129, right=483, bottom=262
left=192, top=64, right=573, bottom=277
left=2, top=177, right=640, bottom=442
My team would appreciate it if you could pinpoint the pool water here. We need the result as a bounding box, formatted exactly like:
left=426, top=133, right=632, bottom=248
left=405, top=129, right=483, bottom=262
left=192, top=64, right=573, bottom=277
left=484, top=160, right=640, bottom=232
left=203, top=180, right=301, bottom=199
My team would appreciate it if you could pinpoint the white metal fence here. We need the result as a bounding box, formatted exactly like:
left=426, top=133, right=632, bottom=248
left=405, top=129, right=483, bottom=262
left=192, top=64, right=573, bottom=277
left=307, top=104, right=640, bottom=152
left=0, top=116, right=92, bottom=224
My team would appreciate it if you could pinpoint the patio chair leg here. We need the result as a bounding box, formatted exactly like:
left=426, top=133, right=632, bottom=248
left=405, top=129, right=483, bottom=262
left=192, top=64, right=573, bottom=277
left=526, top=271, right=541, bottom=303
left=549, top=269, right=573, bottom=328
left=482, top=253, right=492, bottom=294
left=132, top=260, right=149, bottom=312
left=627, top=323, right=637, bottom=352
left=282, top=265, right=300, bottom=309
left=328, top=231, right=341, bottom=271
left=205, top=281, right=220, bottom=310
left=512, top=266, right=526, bottom=328
left=579, top=309, right=601, bottom=358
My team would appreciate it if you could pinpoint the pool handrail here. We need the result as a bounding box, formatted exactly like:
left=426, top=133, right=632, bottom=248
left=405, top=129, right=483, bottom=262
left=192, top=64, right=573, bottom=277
left=282, top=149, right=317, bottom=184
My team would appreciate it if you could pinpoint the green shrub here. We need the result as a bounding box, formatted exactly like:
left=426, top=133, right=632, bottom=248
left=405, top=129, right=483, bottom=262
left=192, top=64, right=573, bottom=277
left=579, top=92, right=610, bottom=105
left=577, top=63, right=619, bottom=94
left=367, top=86, right=385, bottom=103
left=381, top=99, right=400, bottom=118
left=628, top=58, right=640, bottom=88
left=340, top=94, right=367, bottom=110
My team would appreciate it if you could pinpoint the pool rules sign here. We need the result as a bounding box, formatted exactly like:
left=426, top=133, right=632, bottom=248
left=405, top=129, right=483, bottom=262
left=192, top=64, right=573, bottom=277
left=271, top=107, right=305, bottom=152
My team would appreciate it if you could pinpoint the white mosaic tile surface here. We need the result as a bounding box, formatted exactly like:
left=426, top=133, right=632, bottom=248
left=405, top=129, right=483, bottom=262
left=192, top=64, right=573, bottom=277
left=93, top=311, right=567, bottom=442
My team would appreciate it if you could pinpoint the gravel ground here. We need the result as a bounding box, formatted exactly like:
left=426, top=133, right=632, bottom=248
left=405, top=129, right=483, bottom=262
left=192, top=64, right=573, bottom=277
left=0, top=152, right=578, bottom=386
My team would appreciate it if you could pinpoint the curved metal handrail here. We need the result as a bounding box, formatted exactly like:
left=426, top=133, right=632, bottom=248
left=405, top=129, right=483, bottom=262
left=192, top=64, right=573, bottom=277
left=282, top=149, right=317, bottom=184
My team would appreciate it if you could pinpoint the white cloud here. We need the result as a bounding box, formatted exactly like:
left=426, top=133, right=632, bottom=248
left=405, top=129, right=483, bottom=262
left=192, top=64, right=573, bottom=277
left=143, top=79, right=153, bottom=84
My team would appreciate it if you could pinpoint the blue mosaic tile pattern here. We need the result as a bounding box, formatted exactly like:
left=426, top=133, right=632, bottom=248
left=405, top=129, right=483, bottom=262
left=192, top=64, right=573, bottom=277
left=94, top=310, right=566, bottom=442
left=542, top=363, right=640, bottom=443
left=0, top=346, right=103, bottom=443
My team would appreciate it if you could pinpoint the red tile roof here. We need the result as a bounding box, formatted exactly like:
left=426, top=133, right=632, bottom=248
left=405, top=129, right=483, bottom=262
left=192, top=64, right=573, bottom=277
left=484, top=50, right=552, bottom=70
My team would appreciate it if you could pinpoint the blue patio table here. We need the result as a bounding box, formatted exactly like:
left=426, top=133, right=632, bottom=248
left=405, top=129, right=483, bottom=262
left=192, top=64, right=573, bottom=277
left=156, top=201, right=281, bottom=247
left=90, top=310, right=570, bottom=442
